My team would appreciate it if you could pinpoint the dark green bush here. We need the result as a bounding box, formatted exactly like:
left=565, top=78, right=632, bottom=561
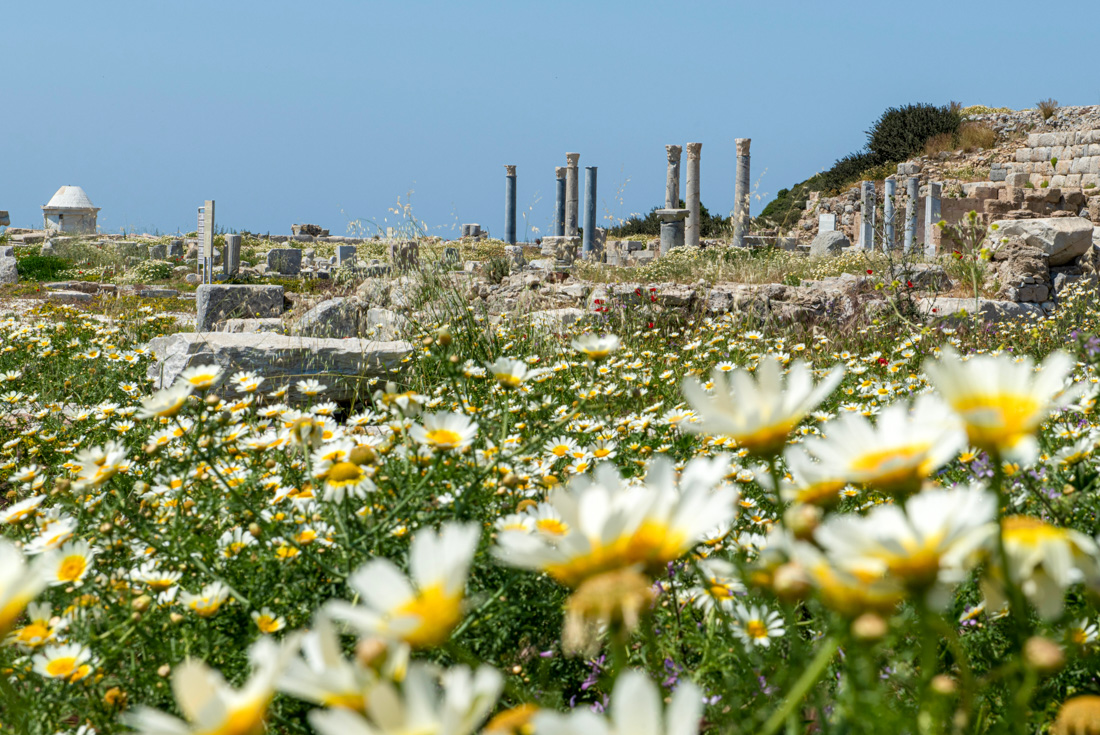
left=15, top=255, right=72, bottom=281
left=607, top=201, right=729, bottom=238
left=866, top=103, right=961, bottom=163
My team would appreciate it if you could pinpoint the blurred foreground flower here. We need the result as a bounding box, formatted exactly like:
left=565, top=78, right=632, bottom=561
left=814, top=485, right=996, bottom=607
left=494, top=455, right=737, bottom=587
left=309, top=663, right=502, bottom=735
left=124, top=636, right=299, bottom=735
left=327, top=523, right=480, bottom=649
left=534, top=669, right=701, bottom=735
left=984, top=515, right=1100, bottom=619
left=0, top=539, right=52, bottom=636
left=805, top=395, right=965, bottom=496
left=571, top=334, right=621, bottom=361
left=925, top=349, right=1078, bottom=464
left=682, top=357, right=843, bottom=457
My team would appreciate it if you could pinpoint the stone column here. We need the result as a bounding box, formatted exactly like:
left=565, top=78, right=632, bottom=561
left=554, top=166, right=566, bottom=237
left=665, top=145, right=682, bottom=209
left=582, top=166, right=597, bottom=259
left=224, top=234, right=241, bottom=276
left=904, top=177, right=919, bottom=253
left=883, top=176, right=896, bottom=250
left=685, top=142, right=702, bottom=247
left=565, top=153, right=580, bottom=237
left=656, top=209, right=690, bottom=255
left=859, top=181, right=875, bottom=250
left=924, top=182, right=942, bottom=257
left=733, top=138, right=751, bottom=247
left=504, top=165, right=517, bottom=245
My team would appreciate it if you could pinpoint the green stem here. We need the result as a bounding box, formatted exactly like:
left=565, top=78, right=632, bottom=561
left=760, top=635, right=839, bottom=735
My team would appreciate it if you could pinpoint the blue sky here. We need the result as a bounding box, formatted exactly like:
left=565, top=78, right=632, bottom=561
left=4, top=0, right=1100, bottom=238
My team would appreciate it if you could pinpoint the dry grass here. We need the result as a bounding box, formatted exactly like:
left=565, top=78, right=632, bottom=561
left=958, top=122, right=997, bottom=152
left=1037, top=98, right=1059, bottom=120
left=923, top=123, right=998, bottom=157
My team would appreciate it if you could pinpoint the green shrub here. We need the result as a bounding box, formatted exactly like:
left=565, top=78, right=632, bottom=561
left=484, top=255, right=510, bottom=284
left=122, top=259, right=175, bottom=284
left=15, top=255, right=72, bottom=281
left=866, top=103, right=962, bottom=163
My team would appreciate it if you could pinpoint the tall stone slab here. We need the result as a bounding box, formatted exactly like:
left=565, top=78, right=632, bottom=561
left=904, top=177, right=919, bottom=253
left=685, top=142, right=702, bottom=247
left=224, top=234, right=241, bottom=276
left=733, top=138, right=751, bottom=247
left=565, top=153, right=580, bottom=237
left=883, top=177, right=896, bottom=250
left=859, top=181, right=875, bottom=251
left=924, top=182, right=942, bottom=257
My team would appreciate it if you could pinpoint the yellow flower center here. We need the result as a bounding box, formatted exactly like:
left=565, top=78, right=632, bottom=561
left=535, top=518, right=568, bottom=536
left=495, top=373, right=523, bottom=389
left=14, top=622, right=50, bottom=646
left=951, top=393, right=1042, bottom=451
left=327, top=462, right=365, bottom=485
left=46, top=656, right=77, bottom=678
left=1002, top=515, right=1068, bottom=546
left=395, top=583, right=463, bottom=648
left=425, top=429, right=463, bottom=449
left=199, top=699, right=268, bottom=735
left=848, top=443, right=933, bottom=494
left=187, top=374, right=217, bottom=388
left=745, top=619, right=769, bottom=639
left=734, top=419, right=800, bottom=457
left=319, top=692, right=367, bottom=712
left=0, top=594, right=34, bottom=636
left=708, top=584, right=734, bottom=600
left=57, top=555, right=87, bottom=582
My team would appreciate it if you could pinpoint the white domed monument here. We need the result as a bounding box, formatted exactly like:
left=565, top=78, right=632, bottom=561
left=42, top=185, right=100, bottom=233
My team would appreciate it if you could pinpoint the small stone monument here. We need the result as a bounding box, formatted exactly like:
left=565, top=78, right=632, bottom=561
left=335, top=245, right=356, bottom=267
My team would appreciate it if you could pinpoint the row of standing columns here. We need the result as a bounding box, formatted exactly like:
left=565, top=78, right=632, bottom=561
left=505, top=138, right=757, bottom=254
left=855, top=176, right=942, bottom=256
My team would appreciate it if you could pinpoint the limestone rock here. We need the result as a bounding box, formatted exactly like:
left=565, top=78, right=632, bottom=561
left=223, top=318, right=284, bottom=334
left=991, top=240, right=1050, bottom=301
left=809, top=231, right=850, bottom=256
left=916, top=297, right=1045, bottom=323
left=0, top=246, right=18, bottom=285
left=144, top=332, right=414, bottom=403
left=890, top=263, right=952, bottom=291
left=990, top=217, right=1093, bottom=266
left=292, top=298, right=361, bottom=338
left=196, top=284, right=284, bottom=331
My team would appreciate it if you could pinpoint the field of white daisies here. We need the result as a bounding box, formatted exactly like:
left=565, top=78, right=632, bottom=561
left=3, top=276, right=1100, bottom=735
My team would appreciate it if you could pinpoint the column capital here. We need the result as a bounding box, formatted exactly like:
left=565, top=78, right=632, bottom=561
left=735, top=138, right=751, bottom=155
left=686, top=142, right=702, bottom=160
left=666, top=144, right=683, bottom=164
left=565, top=152, right=580, bottom=166
left=505, top=165, right=516, bottom=176
left=555, top=166, right=566, bottom=178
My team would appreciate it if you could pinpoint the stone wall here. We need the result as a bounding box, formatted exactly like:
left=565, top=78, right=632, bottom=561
left=1008, top=129, right=1100, bottom=189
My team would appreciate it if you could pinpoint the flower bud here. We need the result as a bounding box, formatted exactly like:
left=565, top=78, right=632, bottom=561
left=851, top=612, right=888, bottom=641
left=1024, top=636, right=1065, bottom=675
left=772, top=562, right=811, bottom=603
left=783, top=503, right=822, bottom=541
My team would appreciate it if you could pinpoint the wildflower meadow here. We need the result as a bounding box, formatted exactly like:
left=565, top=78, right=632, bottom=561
left=2, top=274, right=1100, bottom=735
